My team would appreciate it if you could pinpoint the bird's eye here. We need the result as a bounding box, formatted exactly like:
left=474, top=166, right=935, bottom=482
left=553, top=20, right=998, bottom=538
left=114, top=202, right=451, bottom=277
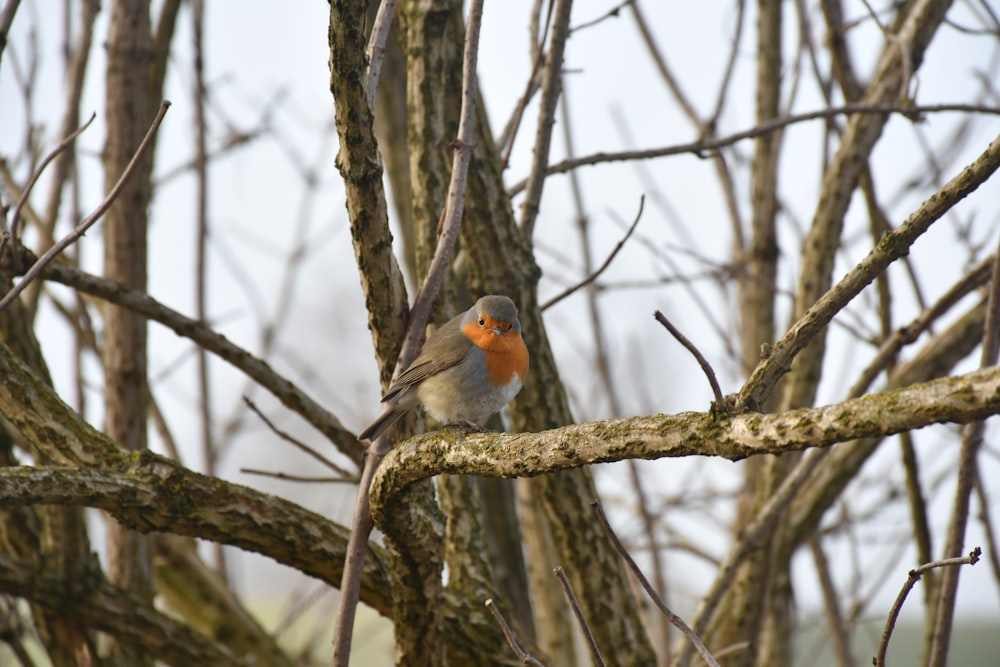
left=478, top=317, right=485, bottom=326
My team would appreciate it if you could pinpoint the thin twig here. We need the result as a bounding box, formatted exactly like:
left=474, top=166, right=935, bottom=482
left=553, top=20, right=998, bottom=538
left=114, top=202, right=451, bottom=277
left=190, top=0, right=224, bottom=579
left=553, top=567, right=606, bottom=667
left=332, top=1, right=487, bottom=664
left=485, top=599, right=546, bottom=667
left=393, top=0, right=486, bottom=389
left=808, top=536, right=854, bottom=667
left=591, top=502, right=721, bottom=667
left=365, top=0, right=399, bottom=110
left=330, top=457, right=377, bottom=667
left=653, top=310, right=727, bottom=415
left=496, top=0, right=553, bottom=164
left=0, top=102, right=169, bottom=312
left=570, top=0, right=632, bottom=33
left=875, top=547, right=981, bottom=667
left=240, top=469, right=358, bottom=484
left=7, top=112, right=96, bottom=267
left=506, top=103, right=1000, bottom=196
left=519, top=0, right=573, bottom=237
left=859, top=0, right=912, bottom=101
left=973, top=467, right=1000, bottom=593
left=243, top=396, right=355, bottom=478
left=849, top=254, right=994, bottom=397
left=541, top=195, right=645, bottom=311
left=711, top=641, right=751, bottom=660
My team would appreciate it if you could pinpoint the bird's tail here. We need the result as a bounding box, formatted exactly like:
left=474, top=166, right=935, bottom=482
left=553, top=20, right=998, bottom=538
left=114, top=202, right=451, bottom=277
left=357, top=406, right=406, bottom=443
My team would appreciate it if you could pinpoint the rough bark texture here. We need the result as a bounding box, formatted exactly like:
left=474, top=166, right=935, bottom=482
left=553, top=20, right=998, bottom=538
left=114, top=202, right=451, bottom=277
left=370, top=366, right=1000, bottom=512
left=329, top=0, right=409, bottom=390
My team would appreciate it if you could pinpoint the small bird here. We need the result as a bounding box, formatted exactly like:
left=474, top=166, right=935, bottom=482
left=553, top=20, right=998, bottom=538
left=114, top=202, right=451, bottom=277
left=358, top=295, right=529, bottom=442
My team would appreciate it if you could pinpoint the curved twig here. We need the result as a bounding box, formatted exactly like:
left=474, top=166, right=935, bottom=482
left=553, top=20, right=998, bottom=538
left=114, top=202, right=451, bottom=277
left=541, top=195, right=645, bottom=311
left=0, top=102, right=170, bottom=312
left=654, top=310, right=728, bottom=416
left=486, top=599, right=546, bottom=666
left=875, top=548, right=981, bottom=667
left=7, top=112, right=96, bottom=267
left=592, top=502, right=720, bottom=667
left=365, top=0, right=399, bottom=110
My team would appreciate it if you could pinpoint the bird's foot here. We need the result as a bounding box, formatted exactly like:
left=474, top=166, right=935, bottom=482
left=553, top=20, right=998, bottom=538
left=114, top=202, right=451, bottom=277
left=457, top=420, right=490, bottom=433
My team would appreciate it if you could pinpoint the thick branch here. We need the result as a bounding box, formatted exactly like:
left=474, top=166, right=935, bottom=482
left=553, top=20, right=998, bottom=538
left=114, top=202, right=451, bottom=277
left=371, top=366, right=1000, bottom=523
left=0, top=552, right=243, bottom=667
left=0, top=453, right=393, bottom=617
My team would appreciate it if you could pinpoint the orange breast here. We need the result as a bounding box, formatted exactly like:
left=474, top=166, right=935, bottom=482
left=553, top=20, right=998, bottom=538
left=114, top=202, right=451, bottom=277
left=461, top=322, right=530, bottom=386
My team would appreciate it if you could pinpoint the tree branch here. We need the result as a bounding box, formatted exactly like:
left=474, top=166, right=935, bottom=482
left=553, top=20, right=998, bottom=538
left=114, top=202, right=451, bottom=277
left=738, top=132, right=1000, bottom=410
left=0, top=454, right=393, bottom=617
left=0, top=551, right=244, bottom=667
left=876, top=548, right=982, bottom=667
left=506, top=104, right=1000, bottom=196
left=32, top=261, right=361, bottom=466
left=371, top=365, right=1000, bottom=523
left=0, top=101, right=170, bottom=313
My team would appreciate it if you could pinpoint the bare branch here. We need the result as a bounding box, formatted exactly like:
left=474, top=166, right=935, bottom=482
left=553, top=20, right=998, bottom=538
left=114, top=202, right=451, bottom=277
left=486, top=598, right=546, bottom=666
left=553, top=567, right=606, bottom=667
left=365, top=0, right=399, bottom=110
left=875, top=548, right=981, bottom=667
left=28, top=261, right=362, bottom=465
left=541, top=195, right=645, bottom=311
left=519, top=0, right=573, bottom=237
left=738, top=133, right=1000, bottom=411
left=243, top=396, right=355, bottom=478
left=591, top=502, right=720, bottom=667
left=0, top=456, right=392, bottom=616
left=653, top=310, right=728, bottom=416
left=0, top=101, right=170, bottom=312
left=7, top=112, right=96, bottom=263
left=0, top=552, right=245, bottom=667
left=506, top=104, right=1000, bottom=196
left=808, top=536, right=854, bottom=667
left=928, top=233, right=1000, bottom=666
left=239, top=469, right=358, bottom=484
left=371, top=366, right=1000, bottom=520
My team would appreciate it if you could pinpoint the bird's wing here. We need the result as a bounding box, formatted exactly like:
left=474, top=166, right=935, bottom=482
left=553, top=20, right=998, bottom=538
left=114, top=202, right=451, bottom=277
left=381, top=316, right=472, bottom=403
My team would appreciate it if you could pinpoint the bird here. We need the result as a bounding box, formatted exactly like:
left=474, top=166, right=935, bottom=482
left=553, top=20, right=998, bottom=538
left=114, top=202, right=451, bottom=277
left=358, top=294, right=529, bottom=443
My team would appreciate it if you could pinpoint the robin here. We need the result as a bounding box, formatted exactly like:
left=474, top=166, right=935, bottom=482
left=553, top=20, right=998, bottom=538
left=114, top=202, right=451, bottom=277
left=358, top=295, right=530, bottom=442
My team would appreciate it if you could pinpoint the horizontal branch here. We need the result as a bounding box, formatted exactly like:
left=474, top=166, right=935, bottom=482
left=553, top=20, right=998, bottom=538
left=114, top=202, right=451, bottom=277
left=0, top=453, right=392, bottom=616
left=370, top=366, right=1000, bottom=525
left=0, top=336, right=389, bottom=613
left=0, top=551, right=243, bottom=667
left=506, top=103, right=1000, bottom=196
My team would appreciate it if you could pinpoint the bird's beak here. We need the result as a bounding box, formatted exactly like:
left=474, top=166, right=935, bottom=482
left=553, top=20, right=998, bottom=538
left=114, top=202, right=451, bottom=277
left=492, top=325, right=503, bottom=336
